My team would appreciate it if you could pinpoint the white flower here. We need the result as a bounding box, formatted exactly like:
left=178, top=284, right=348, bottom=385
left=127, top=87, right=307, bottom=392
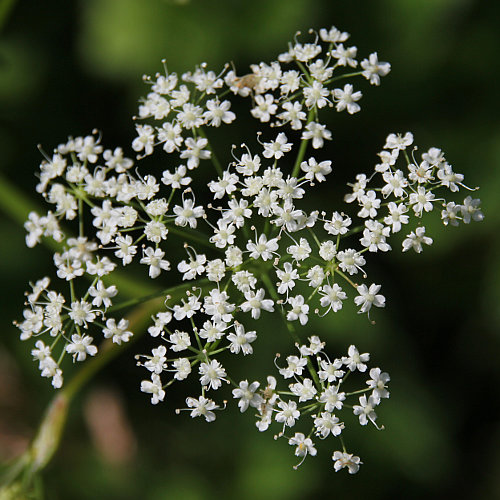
left=318, top=387, right=345, bottom=412
left=402, top=226, right=433, bottom=253
left=225, top=245, right=244, bottom=267
left=180, top=137, right=211, bottom=169
left=209, top=220, right=236, bottom=249
left=300, top=157, right=332, bottom=182
left=288, top=433, right=317, bottom=458
left=319, top=284, right=347, bottom=313
left=113, top=235, right=137, bottom=265
left=299, top=335, right=325, bottom=356
left=222, top=198, right=251, bottom=228
left=384, top=132, right=413, bottom=150
left=132, top=124, right=155, bottom=156
left=333, top=84, right=362, bottom=114
left=293, top=42, right=322, bottom=62
left=375, top=149, right=399, bottom=173
left=276, top=400, right=300, bottom=427
left=240, top=288, right=274, bottom=319
left=279, top=355, right=307, bottom=379
left=280, top=70, right=301, bottom=94
left=360, top=220, right=391, bottom=252
left=303, top=80, right=330, bottom=109
left=254, top=187, right=279, bottom=217
left=314, top=412, right=344, bottom=438
left=161, top=165, right=191, bottom=188
left=382, top=169, right=408, bottom=198
left=384, top=202, right=409, bottom=233
left=345, top=173, right=367, bottom=203
left=332, top=451, right=362, bottom=474
left=409, top=186, right=435, bottom=215
left=251, top=94, right=277, bottom=122
left=198, top=320, right=227, bottom=342
left=205, top=258, right=226, bottom=282
left=177, top=102, right=204, bottom=129
left=301, top=121, right=332, bottom=149
left=236, top=153, right=261, bottom=176
left=86, top=255, right=117, bottom=277
left=173, top=198, right=205, bottom=228
left=173, top=358, right=192, bottom=381
left=66, top=334, right=98, bottom=362
left=318, top=240, right=337, bottom=261
left=277, top=101, right=305, bottom=129
left=141, top=374, right=165, bottom=404
left=331, top=43, right=358, bottom=67
left=441, top=202, right=461, bottom=226
left=324, top=211, right=351, bottom=235
left=367, top=367, right=391, bottom=399
left=358, top=190, right=380, bottom=218
left=102, top=318, right=133, bottom=345
left=144, top=345, right=168, bottom=374
left=318, top=358, right=344, bottom=383
left=68, top=300, right=95, bottom=327
left=287, top=237, right=311, bottom=261
left=203, top=289, right=235, bottom=323
left=169, top=330, right=191, bottom=351
left=157, top=122, right=183, bottom=153
left=276, top=262, right=299, bottom=295
left=353, top=394, right=380, bottom=426
left=319, top=26, right=350, bottom=43
left=410, top=161, right=434, bottom=184
left=232, top=380, right=263, bottom=412
left=140, top=247, right=170, bottom=279
left=286, top=295, right=309, bottom=325
left=144, top=220, right=168, bottom=243
left=262, top=132, right=292, bottom=159
left=290, top=378, right=317, bottom=402
left=306, top=265, right=325, bottom=288
left=337, top=249, right=365, bottom=275
left=199, top=359, right=227, bottom=390
left=342, top=345, right=370, bottom=372
left=246, top=233, right=279, bottom=261
left=232, top=270, right=257, bottom=293
left=203, top=99, right=236, bottom=127
left=361, top=52, right=391, bottom=85
left=172, top=295, right=201, bottom=321
left=186, top=396, right=219, bottom=422
left=147, top=311, right=172, bottom=338
left=227, top=323, right=257, bottom=355
left=177, top=253, right=206, bottom=280
left=460, top=196, right=484, bottom=223
left=208, top=171, right=239, bottom=199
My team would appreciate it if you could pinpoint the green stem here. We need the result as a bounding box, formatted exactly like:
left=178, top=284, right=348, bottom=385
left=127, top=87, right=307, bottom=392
left=166, top=225, right=219, bottom=251
left=198, top=128, right=224, bottom=176
left=291, top=109, right=315, bottom=178
left=0, top=295, right=164, bottom=492
left=325, top=71, right=363, bottom=85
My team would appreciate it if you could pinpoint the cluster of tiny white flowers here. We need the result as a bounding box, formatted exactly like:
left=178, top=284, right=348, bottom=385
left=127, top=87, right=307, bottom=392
left=15, top=25, right=483, bottom=472
left=343, top=131, right=483, bottom=257
left=230, top=338, right=389, bottom=471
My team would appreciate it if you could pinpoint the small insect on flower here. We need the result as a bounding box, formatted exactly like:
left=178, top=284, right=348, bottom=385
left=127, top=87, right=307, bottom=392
left=234, top=73, right=261, bottom=91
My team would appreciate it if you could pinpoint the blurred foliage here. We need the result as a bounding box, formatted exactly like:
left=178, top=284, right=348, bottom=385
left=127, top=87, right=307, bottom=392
left=1, top=0, right=500, bottom=499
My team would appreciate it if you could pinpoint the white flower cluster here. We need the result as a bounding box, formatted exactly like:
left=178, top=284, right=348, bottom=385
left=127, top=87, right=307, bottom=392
left=232, top=338, right=389, bottom=472
left=15, top=25, right=483, bottom=471
left=344, top=131, right=484, bottom=255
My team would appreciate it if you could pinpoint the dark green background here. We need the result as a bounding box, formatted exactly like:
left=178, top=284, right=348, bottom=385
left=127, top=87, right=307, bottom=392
left=1, top=0, right=499, bottom=498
